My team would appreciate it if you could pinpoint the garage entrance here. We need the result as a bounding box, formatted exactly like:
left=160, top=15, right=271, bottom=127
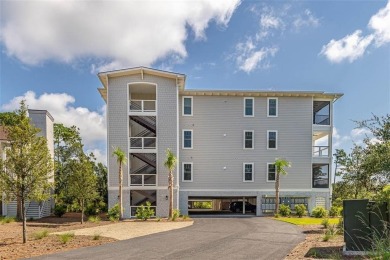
left=188, top=196, right=256, bottom=215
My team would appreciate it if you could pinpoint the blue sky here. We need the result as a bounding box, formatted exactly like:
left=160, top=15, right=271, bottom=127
left=1, top=0, right=389, bottom=164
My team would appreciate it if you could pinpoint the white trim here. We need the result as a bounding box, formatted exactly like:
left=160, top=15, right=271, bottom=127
left=243, top=130, right=254, bottom=149
left=180, top=188, right=319, bottom=192
left=266, top=163, right=276, bottom=182
left=182, top=162, right=193, bottom=182
left=243, top=97, right=254, bottom=117
left=267, top=130, right=278, bottom=150
left=182, top=129, right=193, bottom=149
left=182, top=96, right=193, bottom=116
left=243, top=163, right=254, bottom=182
left=109, top=186, right=170, bottom=190
left=267, top=97, right=278, bottom=117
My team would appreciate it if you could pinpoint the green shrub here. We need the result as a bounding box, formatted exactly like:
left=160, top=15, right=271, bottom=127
left=88, top=215, right=101, bottom=223
left=107, top=204, right=120, bottom=221
left=294, top=204, right=307, bottom=218
left=135, top=201, right=155, bottom=221
left=172, top=209, right=180, bottom=221
left=321, top=218, right=330, bottom=228
left=93, top=233, right=101, bottom=240
left=54, top=204, right=67, bottom=218
left=311, top=206, right=328, bottom=218
left=1, top=216, right=16, bottom=224
left=33, top=230, right=49, bottom=240
left=85, top=204, right=100, bottom=217
left=279, top=204, right=291, bottom=217
left=58, top=233, right=74, bottom=244
left=274, top=213, right=280, bottom=218
left=182, top=215, right=189, bottom=220
left=329, top=206, right=342, bottom=217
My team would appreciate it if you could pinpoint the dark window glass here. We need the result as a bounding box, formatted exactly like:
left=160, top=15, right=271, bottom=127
left=245, top=131, right=253, bottom=148
left=268, top=131, right=276, bottom=148
left=268, top=164, right=276, bottom=181
left=312, top=164, right=329, bottom=188
left=244, top=164, right=253, bottom=181
left=245, top=98, right=253, bottom=116
left=183, top=163, right=192, bottom=181
left=184, top=98, right=192, bottom=115
left=184, top=131, right=192, bottom=148
left=269, top=99, right=277, bottom=116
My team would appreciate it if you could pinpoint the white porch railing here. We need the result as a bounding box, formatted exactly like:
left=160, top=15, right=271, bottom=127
left=313, top=146, right=329, bottom=157
left=130, top=174, right=156, bottom=186
left=130, top=206, right=157, bottom=217
left=129, top=100, right=156, bottom=112
left=129, top=137, right=156, bottom=149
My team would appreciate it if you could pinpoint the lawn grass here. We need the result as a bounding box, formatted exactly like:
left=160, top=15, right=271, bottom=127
left=274, top=217, right=339, bottom=225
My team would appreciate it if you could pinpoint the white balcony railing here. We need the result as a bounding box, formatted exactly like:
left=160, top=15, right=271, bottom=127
left=129, top=137, right=156, bottom=149
left=313, top=146, right=329, bottom=157
left=129, top=100, right=156, bottom=112
left=130, top=174, right=156, bottom=186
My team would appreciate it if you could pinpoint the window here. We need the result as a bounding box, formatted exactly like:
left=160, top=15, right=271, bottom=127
left=267, top=163, right=276, bottom=182
left=267, top=98, right=278, bottom=117
left=182, top=163, right=193, bottom=182
left=182, top=130, right=193, bottom=149
left=267, top=131, right=277, bottom=149
left=244, top=97, right=254, bottom=117
left=312, top=164, right=329, bottom=188
left=243, top=163, right=254, bottom=182
left=313, top=101, right=330, bottom=125
left=244, top=130, right=254, bottom=149
left=182, top=96, right=193, bottom=116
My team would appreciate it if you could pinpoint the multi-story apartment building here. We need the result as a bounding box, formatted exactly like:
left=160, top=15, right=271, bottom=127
left=98, top=67, right=342, bottom=218
left=1, top=109, right=54, bottom=219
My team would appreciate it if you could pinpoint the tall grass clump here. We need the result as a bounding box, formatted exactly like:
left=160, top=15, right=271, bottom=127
left=33, top=230, right=49, bottom=240
left=58, top=233, right=74, bottom=244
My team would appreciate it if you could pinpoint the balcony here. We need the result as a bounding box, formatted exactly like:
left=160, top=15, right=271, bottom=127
left=129, top=137, right=156, bottom=152
left=313, top=146, right=329, bottom=157
left=130, top=174, right=157, bottom=186
left=129, top=100, right=156, bottom=115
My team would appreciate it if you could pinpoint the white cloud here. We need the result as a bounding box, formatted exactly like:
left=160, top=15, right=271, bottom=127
left=320, top=30, right=374, bottom=63
left=350, top=128, right=370, bottom=138
left=293, top=9, right=320, bottom=30
left=0, top=0, right=241, bottom=72
left=1, top=91, right=107, bottom=164
left=321, top=1, right=390, bottom=63
left=235, top=39, right=278, bottom=73
left=369, top=0, right=390, bottom=46
left=234, top=5, right=319, bottom=73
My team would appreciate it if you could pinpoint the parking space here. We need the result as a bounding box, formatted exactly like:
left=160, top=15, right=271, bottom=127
left=188, top=196, right=257, bottom=216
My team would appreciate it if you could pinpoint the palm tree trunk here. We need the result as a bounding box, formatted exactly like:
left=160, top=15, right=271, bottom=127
left=21, top=197, right=27, bottom=243
left=119, top=163, right=123, bottom=220
left=168, top=171, right=173, bottom=219
left=275, top=173, right=280, bottom=215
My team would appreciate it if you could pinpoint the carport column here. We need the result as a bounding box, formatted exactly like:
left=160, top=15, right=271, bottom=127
left=256, top=195, right=262, bottom=216
left=243, top=196, right=245, bottom=214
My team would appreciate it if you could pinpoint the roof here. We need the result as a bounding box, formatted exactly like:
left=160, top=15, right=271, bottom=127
left=97, top=66, right=186, bottom=102
left=180, top=89, right=343, bottom=101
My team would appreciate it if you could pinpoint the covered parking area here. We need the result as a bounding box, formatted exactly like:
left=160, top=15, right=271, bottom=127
left=187, top=196, right=257, bottom=216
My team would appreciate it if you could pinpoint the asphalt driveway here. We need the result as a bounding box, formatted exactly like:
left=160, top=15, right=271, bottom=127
left=34, top=217, right=304, bottom=260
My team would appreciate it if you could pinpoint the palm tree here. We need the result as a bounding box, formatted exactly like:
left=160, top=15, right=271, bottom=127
left=274, top=158, right=291, bottom=215
left=112, top=147, right=127, bottom=220
left=164, top=148, right=177, bottom=219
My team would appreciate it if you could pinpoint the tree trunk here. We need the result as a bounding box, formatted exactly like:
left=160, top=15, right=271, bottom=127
left=21, top=197, right=27, bottom=244
left=168, top=171, right=173, bottom=219
left=119, top=163, right=123, bottom=220
left=17, top=197, right=22, bottom=220
left=275, top=173, right=280, bottom=215
left=81, top=200, right=84, bottom=224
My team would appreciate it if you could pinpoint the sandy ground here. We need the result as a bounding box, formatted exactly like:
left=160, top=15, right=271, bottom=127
left=53, top=220, right=194, bottom=240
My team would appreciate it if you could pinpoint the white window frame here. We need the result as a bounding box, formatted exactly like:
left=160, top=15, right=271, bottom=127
left=243, top=163, right=254, bottom=182
left=267, top=130, right=278, bottom=150
left=182, top=162, right=193, bottom=182
left=267, top=97, right=278, bottom=117
left=243, top=130, right=254, bottom=149
left=243, top=97, right=254, bottom=117
left=182, top=129, right=193, bottom=149
left=182, top=96, right=193, bottom=116
left=267, top=163, right=276, bottom=182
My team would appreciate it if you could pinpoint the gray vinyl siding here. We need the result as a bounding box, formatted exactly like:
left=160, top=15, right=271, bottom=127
left=179, top=95, right=313, bottom=190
